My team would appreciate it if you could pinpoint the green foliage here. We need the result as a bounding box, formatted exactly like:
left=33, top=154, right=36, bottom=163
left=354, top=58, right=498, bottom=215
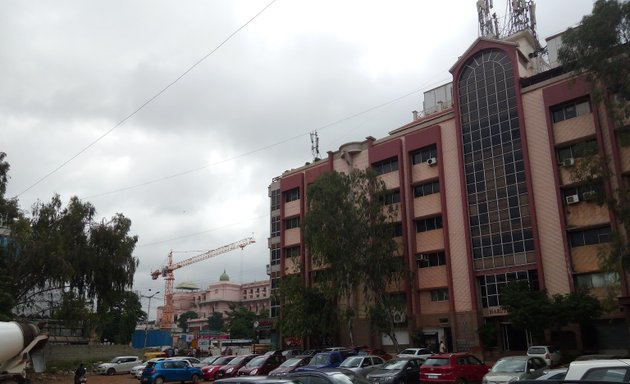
left=207, top=312, right=224, bottom=331
left=559, top=0, right=630, bottom=121
left=501, top=281, right=604, bottom=343
left=276, top=274, right=338, bottom=343
left=477, top=323, right=497, bottom=348
left=0, top=153, right=140, bottom=342
left=301, top=169, right=405, bottom=346
left=224, top=304, right=261, bottom=339
left=178, top=310, right=199, bottom=333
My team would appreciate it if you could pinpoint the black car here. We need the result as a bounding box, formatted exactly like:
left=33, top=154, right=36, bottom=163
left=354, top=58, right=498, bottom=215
left=366, top=357, right=424, bottom=384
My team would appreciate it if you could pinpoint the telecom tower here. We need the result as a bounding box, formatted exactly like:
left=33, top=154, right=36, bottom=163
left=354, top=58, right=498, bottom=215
left=477, top=0, right=538, bottom=42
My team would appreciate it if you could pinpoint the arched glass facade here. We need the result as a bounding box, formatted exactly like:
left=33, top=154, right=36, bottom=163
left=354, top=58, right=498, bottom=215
left=457, top=49, right=535, bottom=273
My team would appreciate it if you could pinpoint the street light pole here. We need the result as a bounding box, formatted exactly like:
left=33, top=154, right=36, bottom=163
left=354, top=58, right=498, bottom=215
left=142, top=290, right=160, bottom=349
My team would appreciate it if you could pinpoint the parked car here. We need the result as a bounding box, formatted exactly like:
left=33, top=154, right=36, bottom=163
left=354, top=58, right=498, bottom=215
left=200, top=355, right=220, bottom=366
left=482, top=356, right=548, bottom=384
left=269, top=356, right=313, bottom=376
left=296, top=351, right=346, bottom=371
left=356, top=347, right=393, bottom=361
left=419, top=353, right=490, bottom=384
left=526, top=346, right=562, bottom=367
left=215, top=377, right=302, bottom=384
left=171, top=356, right=205, bottom=368
left=202, top=356, right=236, bottom=381
left=237, top=354, right=284, bottom=376
left=397, top=348, right=434, bottom=360
left=215, top=354, right=259, bottom=379
left=132, top=358, right=167, bottom=379
left=534, top=368, right=567, bottom=380
left=140, top=359, right=203, bottom=383
left=94, top=355, right=142, bottom=375
left=563, top=358, right=630, bottom=381
left=287, top=369, right=371, bottom=384
left=340, top=355, right=386, bottom=376
left=366, top=357, right=424, bottom=384
left=282, top=349, right=303, bottom=359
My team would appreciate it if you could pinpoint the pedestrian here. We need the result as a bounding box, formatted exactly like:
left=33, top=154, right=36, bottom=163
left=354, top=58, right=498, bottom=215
left=439, top=340, right=447, bottom=353
left=74, top=363, right=86, bottom=384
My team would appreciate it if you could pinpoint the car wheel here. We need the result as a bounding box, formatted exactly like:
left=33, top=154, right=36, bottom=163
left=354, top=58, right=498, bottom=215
left=155, top=377, right=165, bottom=384
left=191, top=374, right=200, bottom=383
left=456, top=378, right=466, bottom=384
left=107, top=368, right=115, bottom=375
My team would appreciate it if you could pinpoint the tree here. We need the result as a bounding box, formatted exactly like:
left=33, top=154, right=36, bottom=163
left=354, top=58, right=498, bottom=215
left=224, top=305, right=260, bottom=339
left=559, top=0, right=630, bottom=122
left=501, top=281, right=603, bottom=343
left=98, top=290, right=144, bottom=344
left=303, top=169, right=405, bottom=347
left=276, top=274, right=338, bottom=346
left=178, top=310, right=199, bottom=333
left=0, top=153, right=140, bottom=342
left=208, top=312, right=225, bottom=332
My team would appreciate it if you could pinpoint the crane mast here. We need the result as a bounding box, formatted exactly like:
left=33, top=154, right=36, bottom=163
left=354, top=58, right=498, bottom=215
left=150, top=236, right=256, bottom=330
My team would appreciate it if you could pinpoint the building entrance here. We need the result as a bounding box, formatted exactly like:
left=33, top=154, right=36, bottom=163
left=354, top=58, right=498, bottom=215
left=501, top=322, right=528, bottom=351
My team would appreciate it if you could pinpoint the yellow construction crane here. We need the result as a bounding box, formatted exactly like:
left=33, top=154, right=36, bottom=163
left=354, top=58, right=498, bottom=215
left=150, top=236, right=256, bottom=330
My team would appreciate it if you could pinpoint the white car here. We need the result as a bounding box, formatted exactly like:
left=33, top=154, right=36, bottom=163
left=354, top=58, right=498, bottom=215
left=564, top=359, right=630, bottom=381
left=168, top=356, right=205, bottom=368
left=130, top=357, right=166, bottom=378
left=93, top=355, right=142, bottom=375
left=526, top=345, right=562, bottom=367
left=397, top=347, right=434, bottom=360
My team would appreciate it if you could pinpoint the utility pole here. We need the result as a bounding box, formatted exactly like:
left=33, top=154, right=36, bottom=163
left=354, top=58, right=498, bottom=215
left=142, top=290, right=160, bottom=348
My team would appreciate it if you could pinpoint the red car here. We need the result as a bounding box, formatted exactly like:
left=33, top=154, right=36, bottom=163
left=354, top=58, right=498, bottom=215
left=215, top=354, right=259, bottom=379
left=237, top=354, right=283, bottom=376
left=202, top=355, right=235, bottom=381
left=419, top=353, right=490, bottom=384
left=269, top=356, right=313, bottom=376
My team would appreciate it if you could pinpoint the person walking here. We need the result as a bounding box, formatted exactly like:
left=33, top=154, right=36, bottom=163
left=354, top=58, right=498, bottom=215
left=74, top=363, right=86, bottom=384
left=439, top=340, right=447, bottom=353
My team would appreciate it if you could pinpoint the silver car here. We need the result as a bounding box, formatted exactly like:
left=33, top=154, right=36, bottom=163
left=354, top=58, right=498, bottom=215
left=339, top=355, right=385, bottom=376
left=93, top=355, right=142, bottom=375
left=483, top=356, right=548, bottom=384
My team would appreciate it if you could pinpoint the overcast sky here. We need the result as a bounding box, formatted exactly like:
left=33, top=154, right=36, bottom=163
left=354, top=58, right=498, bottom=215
left=2, top=0, right=595, bottom=318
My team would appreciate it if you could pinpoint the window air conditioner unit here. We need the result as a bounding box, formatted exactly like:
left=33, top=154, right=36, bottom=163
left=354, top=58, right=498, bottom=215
left=583, top=190, right=597, bottom=201
left=562, top=157, right=575, bottom=167
left=426, top=157, right=438, bottom=166
left=565, top=194, right=580, bottom=205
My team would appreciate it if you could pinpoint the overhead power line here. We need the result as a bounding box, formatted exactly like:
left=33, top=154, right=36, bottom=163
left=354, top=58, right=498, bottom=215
left=15, top=0, right=278, bottom=198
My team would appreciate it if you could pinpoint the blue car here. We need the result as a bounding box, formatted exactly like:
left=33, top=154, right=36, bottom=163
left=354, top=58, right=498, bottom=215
left=295, top=351, right=346, bottom=372
left=141, top=359, right=203, bottom=384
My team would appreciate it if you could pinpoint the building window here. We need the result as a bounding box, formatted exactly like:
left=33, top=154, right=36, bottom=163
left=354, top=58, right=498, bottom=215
left=551, top=99, right=591, bottom=123
left=430, top=289, right=448, bottom=302
left=562, top=182, right=604, bottom=204
left=479, top=270, right=538, bottom=308
left=285, top=246, right=300, bottom=258
left=270, top=189, right=281, bottom=211
left=415, top=216, right=442, bottom=232
left=569, top=226, right=611, bottom=247
left=384, top=189, right=401, bottom=205
left=411, top=145, right=438, bottom=165
left=373, top=157, right=398, bottom=175
left=270, top=245, right=280, bottom=266
left=392, top=223, right=403, bottom=237
left=575, top=272, right=617, bottom=289
left=458, top=49, right=533, bottom=268
left=271, top=215, right=280, bottom=237
left=557, top=139, right=597, bottom=164
left=413, top=180, right=440, bottom=197
left=417, top=251, right=446, bottom=268
left=270, top=296, right=280, bottom=318
left=285, top=217, right=300, bottom=230
left=284, top=187, right=300, bottom=202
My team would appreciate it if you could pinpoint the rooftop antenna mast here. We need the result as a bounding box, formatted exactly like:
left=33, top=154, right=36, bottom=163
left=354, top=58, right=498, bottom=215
left=506, top=0, right=538, bottom=41
left=310, top=131, right=321, bottom=161
left=477, top=0, right=499, bottom=39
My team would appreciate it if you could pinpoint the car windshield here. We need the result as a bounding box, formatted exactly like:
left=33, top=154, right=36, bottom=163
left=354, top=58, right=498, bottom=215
left=423, top=358, right=449, bottom=367
left=227, top=356, right=248, bottom=365
left=327, top=372, right=360, bottom=384
left=247, top=356, right=267, bottom=367
left=491, top=359, right=526, bottom=373
left=110, top=358, right=122, bottom=363
left=340, top=357, right=363, bottom=368
left=280, top=358, right=305, bottom=368
left=528, top=347, right=546, bottom=354
left=202, top=357, right=218, bottom=364
left=309, top=354, right=330, bottom=365
left=213, top=356, right=234, bottom=365
left=381, top=360, right=407, bottom=370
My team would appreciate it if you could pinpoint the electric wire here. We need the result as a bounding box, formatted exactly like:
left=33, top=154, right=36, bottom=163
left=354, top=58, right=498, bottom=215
left=82, top=77, right=450, bottom=201
left=14, top=0, right=277, bottom=198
